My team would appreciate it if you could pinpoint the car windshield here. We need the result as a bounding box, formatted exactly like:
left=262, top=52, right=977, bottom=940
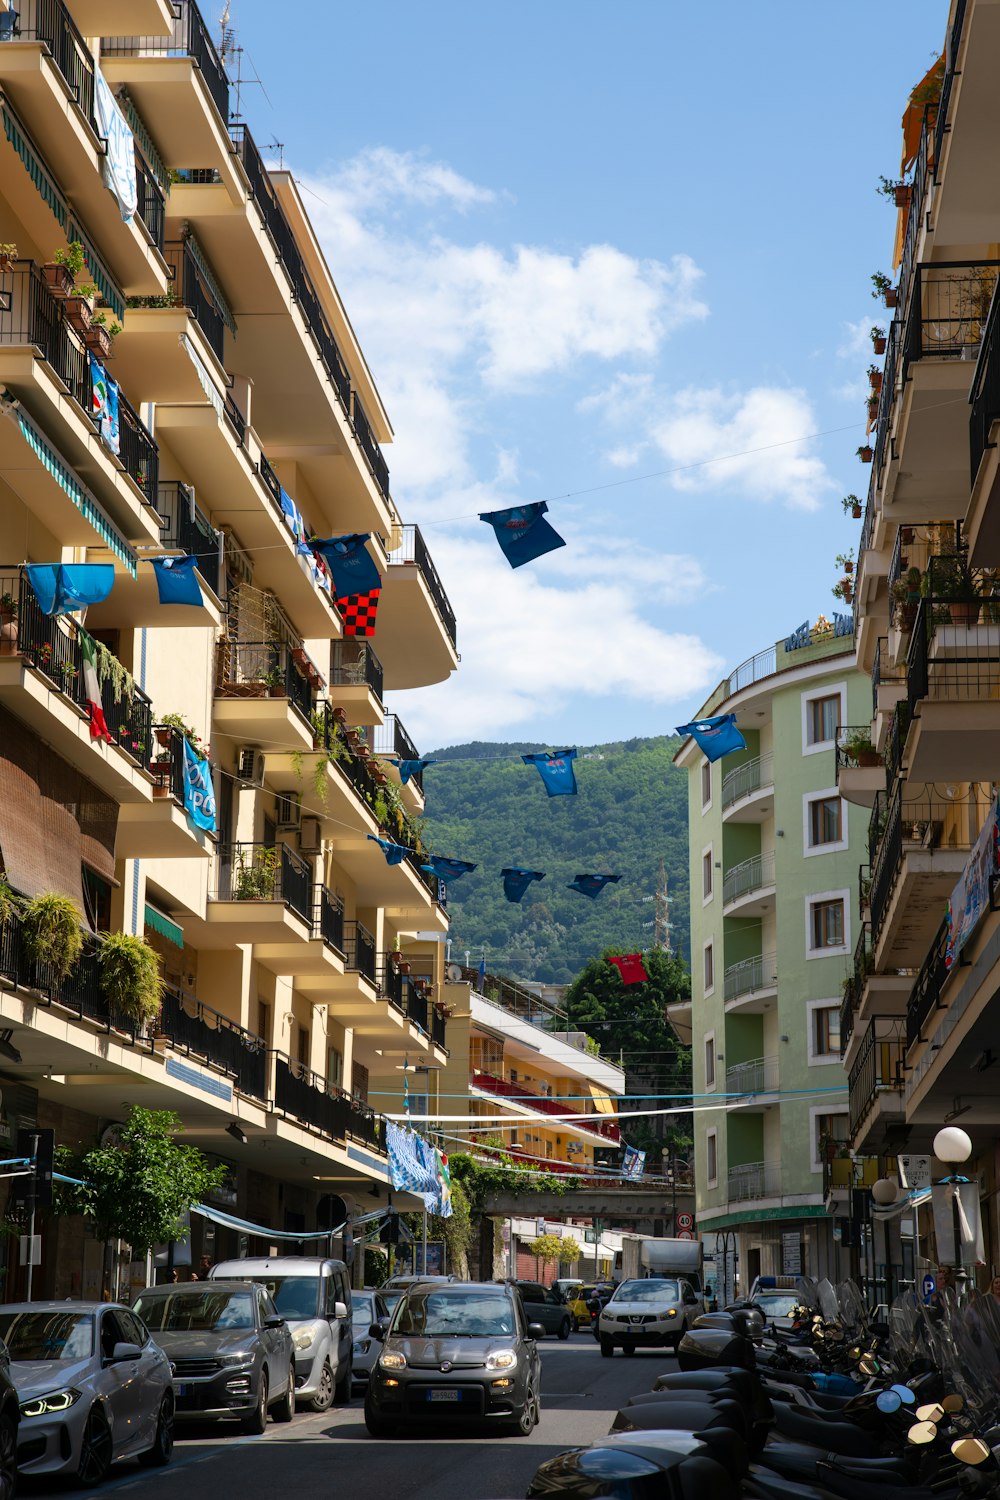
left=613, top=1280, right=681, bottom=1303
left=392, top=1290, right=514, bottom=1338
left=223, top=1276, right=318, bottom=1319
left=352, top=1293, right=374, bottom=1323
left=133, top=1290, right=255, bottom=1332
left=754, top=1293, right=800, bottom=1318
left=0, top=1310, right=94, bottom=1360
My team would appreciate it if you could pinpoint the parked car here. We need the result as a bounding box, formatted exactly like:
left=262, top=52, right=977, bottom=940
left=597, top=1276, right=702, bottom=1355
left=550, top=1277, right=584, bottom=1299
left=209, top=1256, right=352, bottom=1410
left=510, top=1281, right=572, bottom=1339
left=365, top=1280, right=543, bottom=1438
left=0, top=1301, right=169, bottom=1485
left=350, top=1289, right=390, bottom=1392
left=133, top=1282, right=294, bottom=1433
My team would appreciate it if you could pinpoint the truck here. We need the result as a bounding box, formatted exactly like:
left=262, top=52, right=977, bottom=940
left=615, top=1234, right=704, bottom=1293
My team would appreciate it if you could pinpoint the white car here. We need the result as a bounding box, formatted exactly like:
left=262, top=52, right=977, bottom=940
left=0, top=1302, right=173, bottom=1484
left=598, top=1277, right=702, bottom=1356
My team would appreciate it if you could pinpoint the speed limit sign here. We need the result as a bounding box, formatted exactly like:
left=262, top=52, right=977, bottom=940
left=676, top=1230, right=694, bottom=1240
left=676, top=1212, right=693, bottom=1231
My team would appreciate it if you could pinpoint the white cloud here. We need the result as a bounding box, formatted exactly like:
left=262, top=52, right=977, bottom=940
left=313, top=146, right=497, bottom=213
left=837, top=315, right=877, bottom=361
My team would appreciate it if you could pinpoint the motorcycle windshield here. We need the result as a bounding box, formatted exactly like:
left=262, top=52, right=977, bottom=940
left=913, top=1285, right=1000, bottom=1418
left=835, top=1279, right=869, bottom=1339
left=815, top=1278, right=840, bottom=1323
left=888, top=1288, right=920, bottom=1371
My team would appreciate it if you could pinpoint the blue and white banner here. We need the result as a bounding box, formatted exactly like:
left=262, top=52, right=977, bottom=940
left=311, top=534, right=381, bottom=597
left=621, top=1145, right=646, bottom=1180
left=385, top=1122, right=452, bottom=1215
left=522, top=748, right=578, bottom=796
left=151, top=554, right=202, bottom=606
left=674, top=713, right=746, bottom=763
left=25, top=563, right=114, bottom=616
left=368, top=834, right=409, bottom=866
left=480, top=502, right=566, bottom=568
left=182, top=736, right=216, bottom=833
left=94, top=70, right=137, bottom=223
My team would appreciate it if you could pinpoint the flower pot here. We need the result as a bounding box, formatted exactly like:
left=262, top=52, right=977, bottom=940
left=844, top=560, right=853, bottom=574
left=152, top=782, right=172, bottom=799
left=949, top=600, right=981, bottom=626
left=42, top=262, right=74, bottom=298
left=859, top=446, right=873, bottom=463
left=0, top=614, right=17, bottom=655
left=155, top=726, right=171, bottom=748
left=869, top=371, right=882, bottom=393
left=885, top=289, right=898, bottom=309
left=851, top=503, right=862, bottom=519
left=855, top=749, right=881, bottom=767
left=894, top=185, right=911, bottom=209
left=901, top=527, right=914, bottom=545
left=83, top=323, right=112, bottom=358
left=291, top=646, right=308, bottom=667
left=874, top=337, right=886, bottom=355
left=268, top=684, right=287, bottom=697
left=898, top=602, right=916, bottom=631
left=64, top=296, right=92, bottom=332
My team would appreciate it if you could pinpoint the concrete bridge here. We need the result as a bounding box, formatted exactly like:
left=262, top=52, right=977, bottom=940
left=481, top=1185, right=696, bottom=1220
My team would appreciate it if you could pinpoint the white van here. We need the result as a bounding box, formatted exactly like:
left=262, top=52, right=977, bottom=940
left=209, top=1256, right=352, bottom=1409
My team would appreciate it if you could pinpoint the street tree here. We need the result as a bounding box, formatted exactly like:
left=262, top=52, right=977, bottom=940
left=529, top=1232, right=578, bottom=1280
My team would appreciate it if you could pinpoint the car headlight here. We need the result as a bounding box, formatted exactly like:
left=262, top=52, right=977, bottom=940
left=292, top=1326, right=317, bottom=1351
left=666, top=1309, right=677, bottom=1318
left=218, top=1352, right=254, bottom=1367
left=485, top=1351, right=517, bottom=1371
left=20, top=1388, right=81, bottom=1418
left=379, top=1350, right=406, bottom=1371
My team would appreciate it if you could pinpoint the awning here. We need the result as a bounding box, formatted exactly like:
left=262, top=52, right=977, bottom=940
left=13, top=408, right=137, bottom=575
left=588, top=1083, right=616, bottom=1114
left=2, top=101, right=67, bottom=230
left=901, top=54, right=944, bottom=172
left=144, top=902, right=183, bottom=948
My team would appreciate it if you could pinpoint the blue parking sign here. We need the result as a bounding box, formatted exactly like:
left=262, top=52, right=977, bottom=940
left=922, top=1273, right=936, bottom=1301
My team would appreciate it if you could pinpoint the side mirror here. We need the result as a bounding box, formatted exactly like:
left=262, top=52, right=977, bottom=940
left=264, top=1315, right=285, bottom=1330
left=334, top=1301, right=348, bottom=1321
left=110, top=1341, right=141, bottom=1362
left=684, top=1293, right=699, bottom=1305
left=368, top=1323, right=386, bottom=1342
left=527, top=1322, right=546, bottom=1340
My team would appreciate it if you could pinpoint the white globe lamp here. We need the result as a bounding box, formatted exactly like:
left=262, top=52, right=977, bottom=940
left=871, top=1177, right=899, bottom=1206
left=933, top=1127, right=973, bottom=1165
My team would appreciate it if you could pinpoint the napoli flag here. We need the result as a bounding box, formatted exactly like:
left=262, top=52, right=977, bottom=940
left=182, top=736, right=216, bottom=833
left=608, top=953, right=648, bottom=985
left=368, top=834, right=409, bottom=866
left=522, top=748, right=578, bottom=796
left=480, top=503, right=566, bottom=568
left=675, top=713, right=746, bottom=763
left=151, top=554, right=203, bottom=605
left=25, top=563, right=114, bottom=616
left=421, top=855, right=477, bottom=881
left=397, top=758, right=436, bottom=784
left=311, top=534, right=381, bottom=597
left=568, top=873, right=620, bottom=899
left=501, top=868, right=546, bottom=904
left=622, top=1145, right=646, bottom=1180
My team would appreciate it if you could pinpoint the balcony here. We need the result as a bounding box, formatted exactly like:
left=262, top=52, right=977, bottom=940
left=968, top=285, right=1000, bottom=564
left=725, top=1055, right=779, bottom=1108
left=156, top=481, right=221, bottom=598
left=722, top=850, right=776, bottom=917
left=381, top=526, right=459, bottom=690
left=273, top=1055, right=385, bottom=1153
left=161, top=238, right=226, bottom=368
left=905, top=589, right=1000, bottom=783
left=315, top=887, right=345, bottom=956
left=328, top=639, right=384, bottom=723
left=848, top=1018, right=905, bottom=1153
left=373, top=713, right=426, bottom=809
left=344, top=920, right=377, bottom=985
left=213, top=640, right=315, bottom=751
left=470, top=1068, right=620, bottom=1143
left=727, top=1160, right=783, bottom=1203
left=158, top=984, right=267, bottom=1101
left=835, top=727, right=885, bottom=809
left=868, top=783, right=973, bottom=967
left=721, top=754, right=774, bottom=822
left=839, top=923, right=869, bottom=1061
left=873, top=624, right=908, bottom=716
left=194, top=840, right=321, bottom=964
left=723, top=952, right=777, bottom=1015
left=115, top=722, right=215, bottom=858
left=906, top=916, right=950, bottom=1049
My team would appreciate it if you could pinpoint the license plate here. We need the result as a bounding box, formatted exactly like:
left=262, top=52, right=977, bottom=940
left=429, top=1389, right=459, bottom=1402
left=175, top=1384, right=189, bottom=1397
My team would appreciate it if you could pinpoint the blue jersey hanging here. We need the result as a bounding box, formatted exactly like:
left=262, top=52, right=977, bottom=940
left=182, top=736, right=216, bottom=833
left=675, top=713, right=746, bottom=763
left=522, top=748, right=578, bottom=796
left=480, top=502, right=566, bottom=568
left=311, top=534, right=381, bottom=597
left=567, top=873, right=620, bottom=899
left=501, top=868, right=546, bottom=903
left=151, top=554, right=203, bottom=606
left=368, top=834, right=409, bottom=865
left=25, top=563, right=115, bottom=616
left=396, top=758, right=436, bottom=784
left=421, top=855, right=477, bottom=881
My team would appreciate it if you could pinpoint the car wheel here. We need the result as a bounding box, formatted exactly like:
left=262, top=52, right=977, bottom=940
left=334, top=1355, right=352, bottom=1405
left=364, top=1395, right=395, bottom=1438
left=242, top=1370, right=268, bottom=1435
left=509, top=1383, right=538, bottom=1437
left=557, top=1317, right=571, bottom=1341
left=272, top=1363, right=295, bottom=1423
left=0, top=1408, right=16, bottom=1500
left=599, top=1334, right=614, bottom=1358
left=309, top=1360, right=335, bottom=1413
left=76, top=1404, right=113, bottom=1486
left=139, top=1391, right=175, bottom=1467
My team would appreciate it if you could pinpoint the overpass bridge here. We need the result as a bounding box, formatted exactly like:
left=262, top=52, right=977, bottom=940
left=481, top=1185, right=696, bottom=1220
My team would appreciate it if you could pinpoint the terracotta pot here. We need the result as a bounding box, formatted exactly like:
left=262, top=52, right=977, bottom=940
left=844, top=560, right=853, bottom=574
left=885, top=289, right=898, bottom=309
left=155, top=726, right=171, bottom=748
left=859, top=446, right=873, bottom=463
left=874, top=337, right=886, bottom=355
left=869, top=371, right=882, bottom=393
left=949, top=600, right=981, bottom=626
left=83, top=324, right=112, bottom=358
left=855, top=749, right=881, bottom=768
left=901, top=527, right=914, bottom=544
left=851, top=503, right=862, bottom=519
left=152, top=783, right=172, bottom=799
left=64, top=296, right=92, bottom=332
left=268, top=684, right=287, bottom=697
left=42, top=263, right=74, bottom=298
left=0, top=613, right=17, bottom=655
left=897, top=602, right=916, bottom=631
left=894, top=185, right=911, bottom=209
left=291, top=647, right=308, bottom=667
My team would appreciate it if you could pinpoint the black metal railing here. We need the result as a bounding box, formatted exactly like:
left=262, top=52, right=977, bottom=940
left=835, top=727, right=883, bottom=779
left=274, top=1055, right=385, bottom=1151
left=344, top=919, right=376, bottom=982
left=849, top=1019, right=905, bottom=1137
left=102, top=0, right=229, bottom=128
left=118, top=386, right=159, bottom=506
left=0, top=914, right=143, bottom=1037
left=902, top=262, right=1000, bottom=379
left=934, top=0, right=967, bottom=170
left=330, top=640, right=384, bottom=703
left=907, top=593, right=1000, bottom=723
left=157, top=481, right=221, bottom=597
left=971, top=280, right=1000, bottom=489
left=380, top=955, right=406, bottom=1012
left=723, top=951, right=777, bottom=1004
left=133, top=150, right=165, bottom=251
left=906, top=916, right=951, bottom=1047
left=388, top=525, right=457, bottom=647
left=721, top=754, right=772, bottom=809
left=224, top=390, right=246, bottom=447
left=159, top=985, right=267, bottom=1100
left=215, top=640, right=314, bottom=722
left=431, top=1008, right=446, bottom=1048
left=841, top=922, right=871, bottom=1058
left=352, top=394, right=390, bottom=499
left=885, top=705, right=908, bottom=788
left=213, top=841, right=312, bottom=923
left=163, top=239, right=225, bottom=364
left=316, top=886, right=344, bottom=953
left=871, top=785, right=976, bottom=946
left=373, top=714, right=422, bottom=788
left=872, top=636, right=907, bottom=719
left=11, top=0, right=95, bottom=126
left=873, top=318, right=900, bottom=485
left=406, top=986, right=429, bottom=1033
left=869, top=785, right=902, bottom=945
left=722, top=849, right=776, bottom=906
left=897, top=106, right=937, bottom=320
left=148, top=721, right=210, bottom=806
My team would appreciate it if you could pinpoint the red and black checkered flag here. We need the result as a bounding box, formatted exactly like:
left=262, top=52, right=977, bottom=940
left=338, top=589, right=381, bottom=636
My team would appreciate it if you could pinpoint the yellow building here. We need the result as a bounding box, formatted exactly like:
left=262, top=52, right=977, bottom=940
left=0, top=0, right=458, bottom=1294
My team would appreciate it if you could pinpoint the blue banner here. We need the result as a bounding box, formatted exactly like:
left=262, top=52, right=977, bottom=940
left=421, top=855, right=477, bottom=880
left=182, top=736, right=216, bottom=833
left=151, top=554, right=203, bottom=605
left=311, top=534, right=381, bottom=597
left=102, top=375, right=120, bottom=455
left=501, top=868, right=545, bottom=903
left=397, top=758, right=436, bottom=784
left=674, top=713, right=746, bottom=763
left=480, top=502, right=566, bottom=568
left=25, top=563, right=115, bottom=616
left=622, top=1145, right=646, bottom=1180
left=522, top=748, right=578, bottom=796
left=368, top=834, right=409, bottom=866
left=567, top=873, right=620, bottom=899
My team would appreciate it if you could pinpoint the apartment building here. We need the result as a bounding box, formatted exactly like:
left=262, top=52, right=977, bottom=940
left=847, top=0, right=1000, bottom=1275
left=0, top=0, right=459, bottom=1296
left=675, top=625, right=869, bottom=1286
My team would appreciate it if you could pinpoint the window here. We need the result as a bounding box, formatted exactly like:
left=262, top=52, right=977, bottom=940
left=701, top=760, right=712, bottom=810
left=808, top=694, right=841, bottom=745
left=811, top=1109, right=850, bottom=1171
left=703, top=942, right=714, bottom=995
left=702, top=847, right=713, bottom=902
left=706, top=1129, right=718, bottom=1188
left=808, top=1002, right=841, bottom=1062
left=809, top=796, right=842, bottom=847
left=810, top=897, right=845, bottom=951
left=704, top=1032, right=716, bottom=1091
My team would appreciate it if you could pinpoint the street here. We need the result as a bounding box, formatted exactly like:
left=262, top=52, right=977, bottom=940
left=25, top=1333, right=671, bottom=1500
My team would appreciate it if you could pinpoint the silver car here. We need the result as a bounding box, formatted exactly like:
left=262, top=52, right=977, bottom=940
left=0, top=1302, right=173, bottom=1485
left=598, top=1277, right=702, bottom=1356
left=350, top=1289, right=389, bottom=1391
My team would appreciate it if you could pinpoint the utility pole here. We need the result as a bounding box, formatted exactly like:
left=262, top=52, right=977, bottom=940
left=26, top=1132, right=38, bottom=1302
left=653, top=861, right=673, bottom=953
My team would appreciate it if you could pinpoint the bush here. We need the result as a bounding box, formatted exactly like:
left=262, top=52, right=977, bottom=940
left=98, top=931, right=164, bottom=1026
left=21, top=893, right=83, bottom=979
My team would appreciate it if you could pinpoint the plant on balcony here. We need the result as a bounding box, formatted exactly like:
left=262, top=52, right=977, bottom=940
left=841, top=494, right=863, bottom=519
left=83, top=313, right=122, bottom=360
left=868, top=364, right=883, bottom=394
left=234, top=846, right=280, bottom=901
left=92, top=637, right=134, bottom=706
left=870, top=325, right=887, bottom=355
left=98, top=931, right=164, bottom=1028
left=21, top=892, right=83, bottom=981
left=158, top=713, right=205, bottom=755
left=840, top=728, right=880, bottom=768
left=832, top=576, right=853, bottom=604
left=877, top=175, right=912, bottom=209
left=0, top=244, right=16, bottom=274
left=870, top=271, right=897, bottom=308
left=0, top=878, right=20, bottom=930
left=43, top=240, right=84, bottom=298
left=891, top=566, right=923, bottom=630
left=857, top=444, right=873, bottom=464
left=836, top=550, right=855, bottom=576
left=934, top=551, right=981, bottom=625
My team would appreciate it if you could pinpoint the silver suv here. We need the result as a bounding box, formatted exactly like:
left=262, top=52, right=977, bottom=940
left=598, top=1276, right=702, bottom=1356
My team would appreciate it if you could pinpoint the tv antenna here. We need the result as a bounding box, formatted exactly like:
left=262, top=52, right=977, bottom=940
left=218, top=7, right=273, bottom=124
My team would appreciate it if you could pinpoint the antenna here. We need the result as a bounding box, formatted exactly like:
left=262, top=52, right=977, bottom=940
left=653, top=859, right=673, bottom=953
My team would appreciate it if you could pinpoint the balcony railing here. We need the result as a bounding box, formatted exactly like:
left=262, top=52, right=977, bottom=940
left=344, top=919, right=377, bottom=983
left=897, top=106, right=937, bottom=321
left=934, top=0, right=967, bottom=169
left=725, top=1055, right=779, bottom=1097
left=274, top=1055, right=385, bottom=1152
left=352, top=394, right=390, bottom=500
left=157, top=482, right=221, bottom=597
left=971, top=279, right=1000, bottom=488
left=907, top=596, right=1000, bottom=725
left=727, top=1160, right=783, bottom=1203
left=316, top=887, right=344, bottom=953
left=388, top=526, right=457, bottom=647
left=841, top=922, right=871, bottom=1058
left=873, top=317, right=900, bottom=485
left=373, top=714, right=422, bottom=788
left=848, top=1018, right=904, bottom=1136
left=721, top=754, right=772, bottom=810
left=835, top=727, right=884, bottom=780
left=872, top=636, right=907, bottom=719
left=725, top=646, right=777, bottom=697
left=902, top=261, right=1000, bottom=380
left=870, top=783, right=976, bottom=946
left=159, top=985, right=267, bottom=1100
left=723, top=952, right=777, bottom=1004
left=162, top=239, right=225, bottom=365
left=133, top=150, right=166, bottom=251
left=102, top=0, right=230, bottom=128
left=11, top=0, right=95, bottom=127
left=215, top=640, right=314, bottom=722
left=471, top=1069, right=620, bottom=1141
left=330, top=640, right=384, bottom=703
left=906, top=916, right=951, bottom=1048
left=148, top=722, right=215, bottom=814
left=722, top=849, right=776, bottom=907
left=431, top=1007, right=447, bottom=1049
left=213, top=841, right=313, bottom=924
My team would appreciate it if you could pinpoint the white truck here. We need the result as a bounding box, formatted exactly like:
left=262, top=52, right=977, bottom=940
left=616, top=1234, right=705, bottom=1294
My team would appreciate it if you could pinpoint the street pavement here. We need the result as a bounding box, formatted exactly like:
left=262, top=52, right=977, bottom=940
left=25, top=1331, right=675, bottom=1500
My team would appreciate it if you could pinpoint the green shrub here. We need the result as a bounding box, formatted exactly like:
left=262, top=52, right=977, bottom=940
left=98, top=932, right=164, bottom=1026
left=22, top=893, right=83, bottom=979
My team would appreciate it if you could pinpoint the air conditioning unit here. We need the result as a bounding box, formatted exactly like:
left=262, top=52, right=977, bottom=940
left=446, top=963, right=463, bottom=982
left=299, top=817, right=321, bottom=854
left=236, top=746, right=264, bottom=787
left=276, top=792, right=300, bottom=829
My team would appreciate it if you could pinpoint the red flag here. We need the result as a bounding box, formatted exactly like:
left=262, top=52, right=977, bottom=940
left=608, top=954, right=647, bottom=985
left=337, top=589, right=380, bottom=637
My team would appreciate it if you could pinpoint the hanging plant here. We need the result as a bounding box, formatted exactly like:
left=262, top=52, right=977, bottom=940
left=21, top=893, right=83, bottom=980
left=841, top=494, right=863, bottom=519
left=0, top=878, right=20, bottom=929
left=98, top=931, right=164, bottom=1027
left=94, top=639, right=134, bottom=706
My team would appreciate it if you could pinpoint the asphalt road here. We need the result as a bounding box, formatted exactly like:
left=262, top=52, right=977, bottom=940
left=29, top=1332, right=676, bottom=1500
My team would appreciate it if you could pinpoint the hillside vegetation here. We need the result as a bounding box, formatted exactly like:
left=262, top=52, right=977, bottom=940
left=421, top=737, right=690, bottom=983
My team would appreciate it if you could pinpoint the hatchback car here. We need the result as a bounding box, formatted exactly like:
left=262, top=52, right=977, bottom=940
left=350, top=1289, right=390, bottom=1392
left=133, top=1282, right=294, bottom=1433
left=365, top=1280, right=543, bottom=1437
left=598, top=1277, right=702, bottom=1355
left=511, top=1281, right=573, bottom=1339
left=0, top=1301, right=171, bottom=1485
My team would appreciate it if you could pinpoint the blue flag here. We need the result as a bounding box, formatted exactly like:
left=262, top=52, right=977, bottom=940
left=368, top=834, right=409, bottom=866
left=151, top=554, right=203, bottom=605
left=622, top=1145, right=646, bottom=1180
left=522, top=748, right=578, bottom=796
left=397, top=758, right=436, bottom=785
left=421, top=855, right=477, bottom=881
left=568, top=873, right=620, bottom=899
left=480, top=502, right=566, bottom=568
left=674, top=713, right=747, bottom=763
left=501, top=868, right=545, bottom=903
left=311, top=534, right=381, bottom=597
left=478, top=954, right=486, bottom=988
left=103, top=375, right=120, bottom=455
left=182, top=736, right=216, bottom=833
left=25, top=563, right=115, bottom=616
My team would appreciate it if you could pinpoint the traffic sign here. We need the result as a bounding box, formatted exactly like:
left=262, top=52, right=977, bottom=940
left=676, top=1212, right=693, bottom=1230
left=676, top=1230, right=694, bottom=1241
left=922, top=1273, right=936, bottom=1302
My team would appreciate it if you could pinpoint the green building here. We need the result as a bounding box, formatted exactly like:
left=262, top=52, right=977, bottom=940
left=673, top=624, right=870, bottom=1294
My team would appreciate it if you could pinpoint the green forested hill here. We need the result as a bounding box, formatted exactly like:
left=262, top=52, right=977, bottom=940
left=420, top=737, right=690, bottom=983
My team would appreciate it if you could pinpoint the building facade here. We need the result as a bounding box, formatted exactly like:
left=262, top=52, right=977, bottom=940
left=675, top=628, right=869, bottom=1291
left=0, top=0, right=459, bottom=1296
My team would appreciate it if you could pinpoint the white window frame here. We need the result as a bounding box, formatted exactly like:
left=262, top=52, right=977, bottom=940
left=809, top=1106, right=850, bottom=1172
left=702, top=843, right=714, bottom=906
left=701, top=758, right=713, bottom=813
left=706, top=1127, right=718, bottom=1189
left=801, top=681, right=847, bottom=756
left=802, top=787, right=848, bottom=857
left=806, top=998, right=842, bottom=1065
left=805, top=888, right=850, bottom=959
left=703, top=939, right=715, bottom=998
left=704, top=1029, right=716, bottom=1092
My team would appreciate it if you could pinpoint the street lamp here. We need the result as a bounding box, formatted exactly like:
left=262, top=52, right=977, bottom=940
left=871, top=1177, right=898, bottom=1206
left=933, top=1126, right=973, bottom=1300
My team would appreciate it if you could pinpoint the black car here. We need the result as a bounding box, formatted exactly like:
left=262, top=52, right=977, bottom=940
left=364, top=1280, right=543, bottom=1438
left=510, top=1282, right=572, bottom=1340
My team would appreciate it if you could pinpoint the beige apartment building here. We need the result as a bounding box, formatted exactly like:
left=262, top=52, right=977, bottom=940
left=0, top=0, right=459, bottom=1295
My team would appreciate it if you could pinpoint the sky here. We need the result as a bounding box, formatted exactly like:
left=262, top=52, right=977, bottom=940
left=224, top=0, right=944, bottom=749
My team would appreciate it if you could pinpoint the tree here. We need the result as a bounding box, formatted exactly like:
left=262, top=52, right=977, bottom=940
left=528, top=1232, right=577, bottom=1280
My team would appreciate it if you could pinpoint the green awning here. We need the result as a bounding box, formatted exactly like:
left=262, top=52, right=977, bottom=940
left=3, top=103, right=67, bottom=230
left=144, top=903, right=183, bottom=948
left=15, top=410, right=137, bottom=576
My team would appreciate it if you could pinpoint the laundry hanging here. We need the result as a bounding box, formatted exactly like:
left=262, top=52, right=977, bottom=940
left=567, top=873, right=620, bottom=899
left=311, top=534, right=382, bottom=597
left=421, top=855, right=477, bottom=881
left=337, top=590, right=381, bottom=637
left=150, top=554, right=202, bottom=606
left=395, top=758, right=436, bottom=785
left=501, top=867, right=546, bottom=903
left=368, top=834, right=409, bottom=866
left=479, top=502, right=566, bottom=568
left=521, top=748, right=578, bottom=796
left=94, top=70, right=137, bottom=223
left=182, top=736, right=216, bottom=833
left=25, top=564, right=115, bottom=616
left=674, top=712, right=746, bottom=763
left=608, top=953, right=648, bottom=985
left=79, top=629, right=112, bottom=743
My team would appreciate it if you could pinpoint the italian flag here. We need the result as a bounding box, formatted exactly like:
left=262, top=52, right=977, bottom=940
left=80, top=630, right=112, bottom=743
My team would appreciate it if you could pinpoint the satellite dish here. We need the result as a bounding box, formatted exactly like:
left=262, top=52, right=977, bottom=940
left=446, top=964, right=463, bottom=982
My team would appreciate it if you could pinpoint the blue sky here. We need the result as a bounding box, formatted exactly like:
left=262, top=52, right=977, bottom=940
left=226, top=0, right=943, bottom=748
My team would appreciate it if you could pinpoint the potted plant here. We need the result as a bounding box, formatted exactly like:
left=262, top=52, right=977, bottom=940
left=934, top=551, right=981, bottom=625
left=832, top=576, right=854, bottom=604
left=64, top=282, right=97, bottom=334
left=836, top=550, right=855, bottom=576
left=877, top=175, right=912, bottom=209
left=868, top=364, right=882, bottom=393
left=0, top=591, right=16, bottom=655
left=841, top=727, right=880, bottom=767
left=0, top=244, right=16, bottom=274
left=42, top=240, right=84, bottom=299
left=158, top=712, right=204, bottom=754
left=892, top=566, right=923, bottom=630
left=867, top=393, right=879, bottom=423
left=234, top=846, right=280, bottom=901
left=842, top=494, right=863, bottom=519
left=82, top=313, right=121, bottom=359
left=871, top=325, right=887, bottom=356
left=21, top=892, right=83, bottom=981
left=98, top=931, right=164, bottom=1030
left=262, top=664, right=285, bottom=696
left=871, top=271, right=897, bottom=308
left=857, top=444, right=873, bottom=464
